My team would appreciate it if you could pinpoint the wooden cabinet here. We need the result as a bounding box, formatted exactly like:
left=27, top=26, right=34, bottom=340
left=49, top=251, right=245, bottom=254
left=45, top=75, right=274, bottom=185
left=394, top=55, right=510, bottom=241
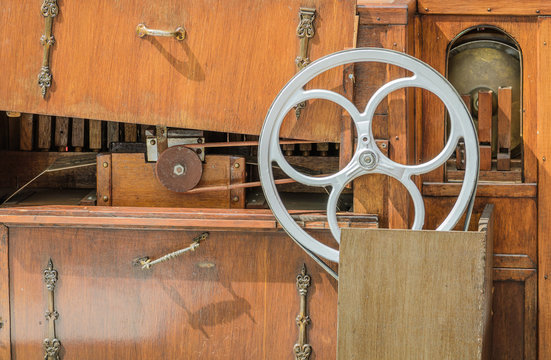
left=0, top=207, right=376, bottom=359
left=0, top=0, right=355, bottom=141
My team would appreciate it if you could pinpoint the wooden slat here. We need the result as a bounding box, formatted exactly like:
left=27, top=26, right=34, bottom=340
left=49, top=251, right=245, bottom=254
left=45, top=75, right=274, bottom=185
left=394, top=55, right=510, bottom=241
left=7, top=114, right=19, bottom=151
left=338, top=228, right=492, bottom=359
left=230, top=157, right=246, bottom=209
left=37, top=115, right=52, bottom=151
left=19, top=113, right=33, bottom=151
left=456, top=94, right=471, bottom=170
left=71, top=118, right=85, bottom=151
left=422, top=182, right=537, bottom=198
left=123, top=123, right=137, bottom=143
left=0, top=225, right=10, bottom=360
left=497, top=87, right=512, bottom=170
left=418, top=0, right=551, bottom=15
left=106, top=122, right=119, bottom=149
left=538, top=17, right=551, bottom=359
left=54, top=116, right=69, bottom=151
left=88, top=120, right=102, bottom=151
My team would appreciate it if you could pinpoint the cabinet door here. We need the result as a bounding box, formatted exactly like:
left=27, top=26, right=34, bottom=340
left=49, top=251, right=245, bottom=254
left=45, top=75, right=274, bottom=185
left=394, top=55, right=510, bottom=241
left=8, top=226, right=338, bottom=359
left=0, top=0, right=355, bottom=141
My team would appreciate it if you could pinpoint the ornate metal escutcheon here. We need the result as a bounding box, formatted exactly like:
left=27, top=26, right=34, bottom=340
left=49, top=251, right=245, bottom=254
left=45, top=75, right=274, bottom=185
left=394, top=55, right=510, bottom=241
left=43, top=259, right=61, bottom=360
left=294, top=8, right=316, bottom=118
left=39, top=0, right=59, bottom=98
left=294, top=264, right=312, bottom=360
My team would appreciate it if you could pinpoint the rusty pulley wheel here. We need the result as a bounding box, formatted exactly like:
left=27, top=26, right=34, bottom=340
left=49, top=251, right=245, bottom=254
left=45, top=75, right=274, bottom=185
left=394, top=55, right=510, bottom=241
left=155, top=145, right=203, bottom=192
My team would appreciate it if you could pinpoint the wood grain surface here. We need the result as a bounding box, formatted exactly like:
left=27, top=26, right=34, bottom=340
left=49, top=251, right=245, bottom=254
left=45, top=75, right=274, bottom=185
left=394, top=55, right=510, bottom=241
left=0, top=0, right=355, bottom=142
left=7, top=225, right=341, bottom=359
left=338, top=227, right=492, bottom=359
left=0, top=225, right=9, bottom=360
left=537, top=16, right=551, bottom=360
left=418, top=0, right=551, bottom=16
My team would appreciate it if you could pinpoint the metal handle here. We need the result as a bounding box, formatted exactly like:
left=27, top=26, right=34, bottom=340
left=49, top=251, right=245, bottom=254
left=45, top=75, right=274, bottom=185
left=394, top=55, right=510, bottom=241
left=138, top=232, right=208, bottom=270
left=136, top=23, right=186, bottom=41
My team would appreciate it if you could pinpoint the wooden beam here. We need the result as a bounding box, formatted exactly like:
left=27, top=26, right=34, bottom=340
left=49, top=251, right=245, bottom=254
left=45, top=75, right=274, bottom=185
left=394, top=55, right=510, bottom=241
left=418, top=0, right=551, bottom=16
left=0, top=225, right=10, bottom=360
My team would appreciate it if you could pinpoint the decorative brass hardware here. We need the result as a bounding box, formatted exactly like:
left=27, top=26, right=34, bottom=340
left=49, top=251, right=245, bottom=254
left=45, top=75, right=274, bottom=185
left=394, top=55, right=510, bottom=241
left=294, top=264, right=312, bottom=360
left=39, top=0, right=58, bottom=98
left=139, top=232, right=209, bottom=269
left=43, top=259, right=60, bottom=360
left=295, top=8, right=316, bottom=118
left=136, top=24, right=186, bottom=41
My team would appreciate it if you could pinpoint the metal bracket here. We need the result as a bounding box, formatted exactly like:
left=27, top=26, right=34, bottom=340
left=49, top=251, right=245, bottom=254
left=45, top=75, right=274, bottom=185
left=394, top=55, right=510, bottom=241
left=43, top=259, right=61, bottom=360
left=294, top=264, right=312, bottom=360
left=294, top=8, right=316, bottom=119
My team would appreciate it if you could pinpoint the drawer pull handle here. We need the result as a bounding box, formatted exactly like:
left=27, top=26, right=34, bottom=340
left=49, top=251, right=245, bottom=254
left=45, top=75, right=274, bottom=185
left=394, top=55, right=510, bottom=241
left=139, top=232, right=208, bottom=270
left=136, top=23, right=186, bottom=41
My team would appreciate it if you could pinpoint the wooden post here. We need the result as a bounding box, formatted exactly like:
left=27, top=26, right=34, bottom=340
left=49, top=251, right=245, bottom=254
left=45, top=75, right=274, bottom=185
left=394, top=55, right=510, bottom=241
left=89, top=120, right=102, bottom=152
left=124, top=123, right=137, bottom=143
left=478, top=90, right=493, bottom=171
left=54, top=116, right=69, bottom=152
left=106, top=122, right=119, bottom=149
left=37, top=115, right=52, bottom=151
left=19, top=113, right=33, bottom=151
left=497, top=87, right=512, bottom=170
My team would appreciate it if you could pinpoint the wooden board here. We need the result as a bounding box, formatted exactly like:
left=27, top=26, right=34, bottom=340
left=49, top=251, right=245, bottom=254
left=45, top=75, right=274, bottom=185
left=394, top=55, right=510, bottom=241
left=418, top=0, right=551, bottom=16
left=0, top=0, right=355, bottom=142
left=537, top=16, right=551, bottom=360
left=338, top=228, right=492, bottom=360
left=0, top=225, right=9, bottom=360
left=108, top=153, right=245, bottom=208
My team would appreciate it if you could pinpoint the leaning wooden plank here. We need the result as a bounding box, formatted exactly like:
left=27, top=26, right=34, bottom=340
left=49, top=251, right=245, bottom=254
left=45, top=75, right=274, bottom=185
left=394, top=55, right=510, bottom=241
left=497, top=87, right=512, bottom=171
left=338, top=226, right=492, bottom=359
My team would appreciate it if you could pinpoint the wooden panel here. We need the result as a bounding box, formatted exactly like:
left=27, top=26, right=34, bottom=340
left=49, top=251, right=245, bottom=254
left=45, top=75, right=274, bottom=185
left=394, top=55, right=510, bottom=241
left=492, top=269, right=537, bottom=360
left=425, top=197, right=537, bottom=262
left=357, top=0, right=416, bottom=25
left=338, top=228, right=491, bottom=359
left=538, top=16, right=551, bottom=360
left=19, top=113, right=33, bottom=151
left=8, top=226, right=338, bottom=359
left=109, top=153, right=244, bottom=208
left=0, top=0, right=355, bottom=142
left=419, top=16, right=538, bottom=183
left=418, top=0, right=551, bottom=16
left=0, top=225, right=10, bottom=360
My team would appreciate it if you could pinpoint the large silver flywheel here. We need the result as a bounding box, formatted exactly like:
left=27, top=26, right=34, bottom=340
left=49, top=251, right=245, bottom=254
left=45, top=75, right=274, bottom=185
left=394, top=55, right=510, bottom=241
left=258, top=48, right=479, bottom=264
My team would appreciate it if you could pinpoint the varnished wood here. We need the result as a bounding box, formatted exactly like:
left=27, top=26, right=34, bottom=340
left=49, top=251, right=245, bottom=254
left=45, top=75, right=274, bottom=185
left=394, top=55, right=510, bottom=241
left=88, top=120, right=102, bottom=151
left=71, top=118, right=85, bottom=151
left=478, top=90, right=493, bottom=171
left=338, top=227, right=492, bottom=359
left=357, top=0, right=416, bottom=25
left=419, top=16, right=539, bottom=183
left=96, top=153, right=112, bottom=206
left=418, top=0, right=551, bottom=16
left=124, top=123, right=138, bottom=143
left=106, top=122, right=119, bottom=149
left=537, top=16, right=551, bottom=360
left=0, top=0, right=355, bottom=142
left=422, top=182, right=537, bottom=198
left=19, top=113, right=33, bottom=151
left=54, top=116, right=69, bottom=151
left=37, top=115, right=52, bottom=151
left=492, top=268, right=537, bottom=360
left=109, top=153, right=245, bottom=208
left=497, top=87, right=512, bottom=170
left=0, top=225, right=10, bottom=360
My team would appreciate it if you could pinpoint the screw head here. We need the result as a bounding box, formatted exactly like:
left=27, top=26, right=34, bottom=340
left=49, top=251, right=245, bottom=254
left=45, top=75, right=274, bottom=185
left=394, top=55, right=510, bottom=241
left=102, top=195, right=109, bottom=202
left=234, top=162, right=240, bottom=169
left=150, top=139, right=156, bottom=145
left=173, top=164, right=186, bottom=176
left=102, top=162, right=108, bottom=168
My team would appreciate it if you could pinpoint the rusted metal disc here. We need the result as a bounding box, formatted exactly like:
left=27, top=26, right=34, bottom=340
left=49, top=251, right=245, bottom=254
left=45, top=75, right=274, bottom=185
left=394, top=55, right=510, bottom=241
left=155, top=145, right=203, bottom=192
